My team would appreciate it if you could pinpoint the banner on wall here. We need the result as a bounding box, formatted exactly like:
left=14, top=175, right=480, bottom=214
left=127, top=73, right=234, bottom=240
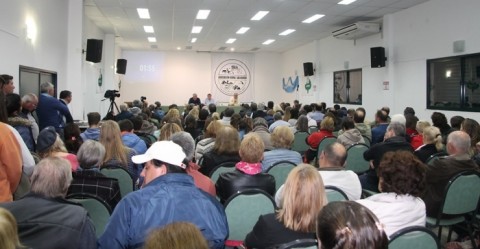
left=211, top=53, right=254, bottom=103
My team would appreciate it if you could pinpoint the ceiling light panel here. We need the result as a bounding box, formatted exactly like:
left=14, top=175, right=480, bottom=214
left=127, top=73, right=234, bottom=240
left=191, top=38, right=197, bottom=43
left=279, top=29, right=295, bottom=36
left=251, top=11, right=269, bottom=21
left=147, top=37, right=156, bottom=42
left=226, top=38, right=236, bottom=44
left=137, top=8, right=150, bottom=19
left=236, top=27, right=250, bottom=34
left=143, top=26, right=154, bottom=33
left=302, top=14, right=325, bottom=24
left=196, top=10, right=210, bottom=19
left=338, top=0, right=357, bottom=5
left=263, top=39, right=275, bottom=45
left=191, top=26, right=203, bottom=33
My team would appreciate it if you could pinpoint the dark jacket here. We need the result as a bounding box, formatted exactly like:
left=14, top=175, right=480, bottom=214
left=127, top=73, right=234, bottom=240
left=8, top=116, right=35, bottom=151
left=115, top=110, right=133, bottom=122
left=244, top=213, right=315, bottom=248
left=36, top=93, right=73, bottom=132
left=414, top=143, right=439, bottom=163
left=216, top=169, right=276, bottom=204
left=200, top=151, right=241, bottom=176
left=97, top=173, right=228, bottom=249
left=0, top=193, right=96, bottom=249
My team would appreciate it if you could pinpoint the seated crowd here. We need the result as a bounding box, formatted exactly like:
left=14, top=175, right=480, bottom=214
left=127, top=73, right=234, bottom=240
left=1, top=77, right=480, bottom=249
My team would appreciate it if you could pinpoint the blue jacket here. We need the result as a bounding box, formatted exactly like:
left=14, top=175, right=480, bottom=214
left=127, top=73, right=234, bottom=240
left=80, top=128, right=100, bottom=141
left=122, top=133, right=147, bottom=154
left=371, top=123, right=389, bottom=145
left=262, top=148, right=302, bottom=172
left=98, top=173, right=228, bottom=249
left=36, top=93, right=73, bottom=131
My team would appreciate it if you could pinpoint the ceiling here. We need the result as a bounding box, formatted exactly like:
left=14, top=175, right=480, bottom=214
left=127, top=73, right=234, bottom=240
left=84, top=0, right=429, bottom=53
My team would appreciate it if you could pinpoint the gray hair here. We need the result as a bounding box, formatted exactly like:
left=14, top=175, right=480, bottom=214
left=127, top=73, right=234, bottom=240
left=323, top=142, right=347, bottom=167
left=77, top=140, right=106, bottom=169
left=447, top=131, right=471, bottom=154
left=30, top=157, right=72, bottom=198
left=170, top=131, right=195, bottom=162
left=390, top=114, right=406, bottom=126
left=21, top=93, right=38, bottom=103
left=132, top=99, right=142, bottom=108
left=253, top=117, right=268, bottom=128
left=120, top=104, right=128, bottom=112
left=387, top=122, right=406, bottom=137
left=273, top=112, right=282, bottom=121
left=39, top=82, right=54, bottom=93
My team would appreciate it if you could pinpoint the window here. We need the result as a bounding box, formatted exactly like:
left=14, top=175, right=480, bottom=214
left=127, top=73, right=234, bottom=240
left=19, top=66, right=57, bottom=97
left=427, top=53, right=480, bottom=111
left=333, top=69, right=362, bottom=105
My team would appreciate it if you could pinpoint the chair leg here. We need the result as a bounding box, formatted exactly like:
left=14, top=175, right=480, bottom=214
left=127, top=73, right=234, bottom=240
left=447, top=226, right=453, bottom=242
left=466, top=223, right=477, bottom=249
left=437, top=226, right=443, bottom=241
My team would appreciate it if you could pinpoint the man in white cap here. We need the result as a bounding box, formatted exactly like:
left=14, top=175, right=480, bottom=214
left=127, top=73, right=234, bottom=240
left=98, top=141, right=228, bottom=249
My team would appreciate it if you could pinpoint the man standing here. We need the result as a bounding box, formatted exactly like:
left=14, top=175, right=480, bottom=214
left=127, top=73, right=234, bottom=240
left=1, top=74, right=15, bottom=94
left=36, top=82, right=73, bottom=135
left=20, top=93, right=40, bottom=143
left=204, top=93, right=216, bottom=106
left=423, top=131, right=479, bottom=216
left=59, top=90, right=72, bottom=106
left=188, top=93, right=201, bottom=106
left=98, top=141, right=228, bottom=249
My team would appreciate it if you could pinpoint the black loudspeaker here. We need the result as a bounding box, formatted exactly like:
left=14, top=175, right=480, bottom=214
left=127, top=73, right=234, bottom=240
left=116, top=59, right=127, bottom=74
left=303, top=62, right=314, bottom=76
left=86, top=39, right=103, bottom=63
left=370, top=47, right=386, bottom=68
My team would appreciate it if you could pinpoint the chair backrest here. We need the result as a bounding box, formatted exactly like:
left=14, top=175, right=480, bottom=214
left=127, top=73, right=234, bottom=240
left=100, top=166, right=134, bottom=198
left=362, top=135, right=371, bottom=147
left=308, top=126, right=318, bottom=134
left=439, top=170, right=480, bottom=216
left=345, top=143, right=370, bottom=174
left=426, top=152, right=448, bottom=165
left=389, top=226, right=440, bottom=249
left=209, top=161, right=237, bottom=184
left=269, top=239, right=318, bottom=249
left=266, top=160, right=296, bottom=192
left=325, top=185, right=349, bottom=202
left=292, top=132, right=310, bottom=154
left=316, top=136, right=337, bottom=161
left=224, top=189, right=276, bottom=242
left=67, top=193, right=112, bottom=238
left=13, top=172, right=31, bottom=200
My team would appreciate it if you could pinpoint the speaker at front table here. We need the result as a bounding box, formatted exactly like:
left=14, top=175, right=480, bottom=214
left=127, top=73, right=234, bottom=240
left=116, top=59, right=127, bottom=75
left=370, top=47, right=386, bottom=68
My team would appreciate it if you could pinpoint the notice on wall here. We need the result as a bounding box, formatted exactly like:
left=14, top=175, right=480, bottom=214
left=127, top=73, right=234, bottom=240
left=383, top=81, right=389, bottom=90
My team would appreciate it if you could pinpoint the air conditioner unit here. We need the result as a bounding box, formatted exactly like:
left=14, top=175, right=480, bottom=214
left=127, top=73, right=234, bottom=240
left=332, top=22, right=380, bottom=40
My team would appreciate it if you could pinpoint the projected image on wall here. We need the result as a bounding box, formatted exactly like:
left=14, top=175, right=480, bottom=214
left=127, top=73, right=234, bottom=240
left=122, top=51, right=165, bottom=84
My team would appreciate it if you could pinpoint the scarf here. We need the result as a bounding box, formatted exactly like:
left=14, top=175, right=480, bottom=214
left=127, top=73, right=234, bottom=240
left=235, top=161, right=262, bottom=175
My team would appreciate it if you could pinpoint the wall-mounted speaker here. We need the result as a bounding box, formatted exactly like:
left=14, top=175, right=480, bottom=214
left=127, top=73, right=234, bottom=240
left=116, top=59, right=127, bottom=74
left=86, top=39, right=103, bottom=63
left=370, top=47, right=386, bottom=68
left=303, top=62, right=314, bottom=76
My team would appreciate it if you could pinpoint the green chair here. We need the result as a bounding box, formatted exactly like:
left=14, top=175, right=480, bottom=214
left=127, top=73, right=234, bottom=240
left=100, top=166, right=134, bottom=198
left=425, top=152, right=448, bottom=165
left=224, top=189, right=276, bottom=243
left=345, top=143, right=370, bottom=174
left=292, top=132, right=310, bottom=154
left=67, top=193, right=112, bottom=238
left=426, top=171, right=480, bottom=248
left=308, top=126, right=318, bottom=134
left=325, top=185, right=348, bottom=202
left=389, top=226, right=440, bottom=249
left=209, top=161, right=237, bottom=184
left=315, top=136, right=337, bottom=165
left=362, top=135, right=371, bottom=147
left=269, top=238, right=318, bottom=249
left=266, top=160, right=296, bottom=192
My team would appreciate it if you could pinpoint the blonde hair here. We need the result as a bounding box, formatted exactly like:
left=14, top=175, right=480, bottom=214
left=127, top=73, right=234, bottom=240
left=100, top=120, right=128, bottom=167
left=38, top=135, right=67, bottom=158
left=204, top=120, right=223, bottom=138
left=188, top=106, right=199, bottom=120
left=144, top=222, right=209, bottom=249
left=271, top=126, right=294, bottom=149
left=213, top=125, right=240, bottom=154
left=320, top=116, right=335, bottom=131
left=423, top=126, right=444, bottom=151
left=211, top=112, right=220, bottom=120
left=162, top=108, right=181, bottom=124
left=239, top=133, right=265, bottom=163
left=159, top=122, right=182, bottom=141
left=277, top=164, right=327, bottom=232
left=416, top=120, right=431, bottom=134
left=0, top=208, right=22, bottom=249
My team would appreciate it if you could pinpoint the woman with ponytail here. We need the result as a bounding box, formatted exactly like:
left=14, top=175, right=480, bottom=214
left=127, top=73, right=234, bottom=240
left=414, top=126, right=444, bottom=163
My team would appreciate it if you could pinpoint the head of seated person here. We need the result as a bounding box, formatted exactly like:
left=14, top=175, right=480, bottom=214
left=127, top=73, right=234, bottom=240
left=213, top=125, right=240, bottom=156
left=77, top=140, right=105, bottom=170
left=144, top=222, right=209, bottom=249
left=271, top=126, right=294, bottom=150
left=0, top=207, right=22, bottom=249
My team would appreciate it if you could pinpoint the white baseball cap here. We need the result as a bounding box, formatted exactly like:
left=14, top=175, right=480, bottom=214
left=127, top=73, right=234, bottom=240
left=132, top=141, right=187, bottom=168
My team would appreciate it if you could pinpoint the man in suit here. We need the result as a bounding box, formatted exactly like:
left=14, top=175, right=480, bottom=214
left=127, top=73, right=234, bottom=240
left=36, top=82, right=73, bottom=137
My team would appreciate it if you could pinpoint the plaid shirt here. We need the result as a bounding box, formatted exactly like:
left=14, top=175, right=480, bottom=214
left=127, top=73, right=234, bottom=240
left=68, top=169, right=121, bottom=210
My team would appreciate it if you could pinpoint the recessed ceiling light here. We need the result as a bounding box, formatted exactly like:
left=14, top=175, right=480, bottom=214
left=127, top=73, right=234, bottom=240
left=263, top=39, right=275, bottom=45
left=338, top=0, right=357, bottom=5
left=302, top=14, right=325, bottom=24
left=147, top=37, right=156, bottom=42
left=191, top=26, right=203, bottom=33
left=279, top=29, right=296, bottom=36
left=230, top=48, right=235, bottom=51
left=177, top=46, right=181, bottom=50
left=137, top=8, right=150, bottom=19
left=236, top=27, right=250, bottom=34
left=251, top=11, right=269, bottom=21
left=143, top=26, right=154, bottom=33
left=226, top=38, right=236, bottom=44
left=191, top=38, right=197, bottom=43
left=196, top=10, right=210, bottom=20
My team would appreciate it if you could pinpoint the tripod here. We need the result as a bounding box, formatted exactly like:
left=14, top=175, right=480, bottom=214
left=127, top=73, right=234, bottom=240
left=107, top=98, right=119, bottom=115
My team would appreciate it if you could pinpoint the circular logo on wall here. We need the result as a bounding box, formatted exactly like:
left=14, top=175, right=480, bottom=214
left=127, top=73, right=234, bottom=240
left=214, top=59, right=251, bottom=96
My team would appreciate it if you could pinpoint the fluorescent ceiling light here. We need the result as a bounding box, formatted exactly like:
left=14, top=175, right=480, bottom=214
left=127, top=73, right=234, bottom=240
left=226, top=38, right=236, bottom=44
left=137, top=8, right=150, bottom=19
left=302, top=14, right=325, bottom=23
left=143, top=26, right=154, bottom=33
left=263, top=39, right=275, bottom=45
left=338, top=0, right=357, bottom=5
left=279, top=29, right=296, bottom=36
left=177, top=46, right=181, bottom=50
left=147, top=37, right=156, bottom=42
left=191, top=38, right=197, bottom=43
left=236, top=27, right=250, bottom=34
left=196, top=10, right=210, bottom=19
left=230, top=48, right=235, bottom=51
left=191, top=26, right=203, bottom=33
left=251, top=11, right=269, bottom=21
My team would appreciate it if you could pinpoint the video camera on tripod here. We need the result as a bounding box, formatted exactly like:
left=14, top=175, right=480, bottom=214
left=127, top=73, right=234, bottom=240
left=104, top=90, right=120, bottom=100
